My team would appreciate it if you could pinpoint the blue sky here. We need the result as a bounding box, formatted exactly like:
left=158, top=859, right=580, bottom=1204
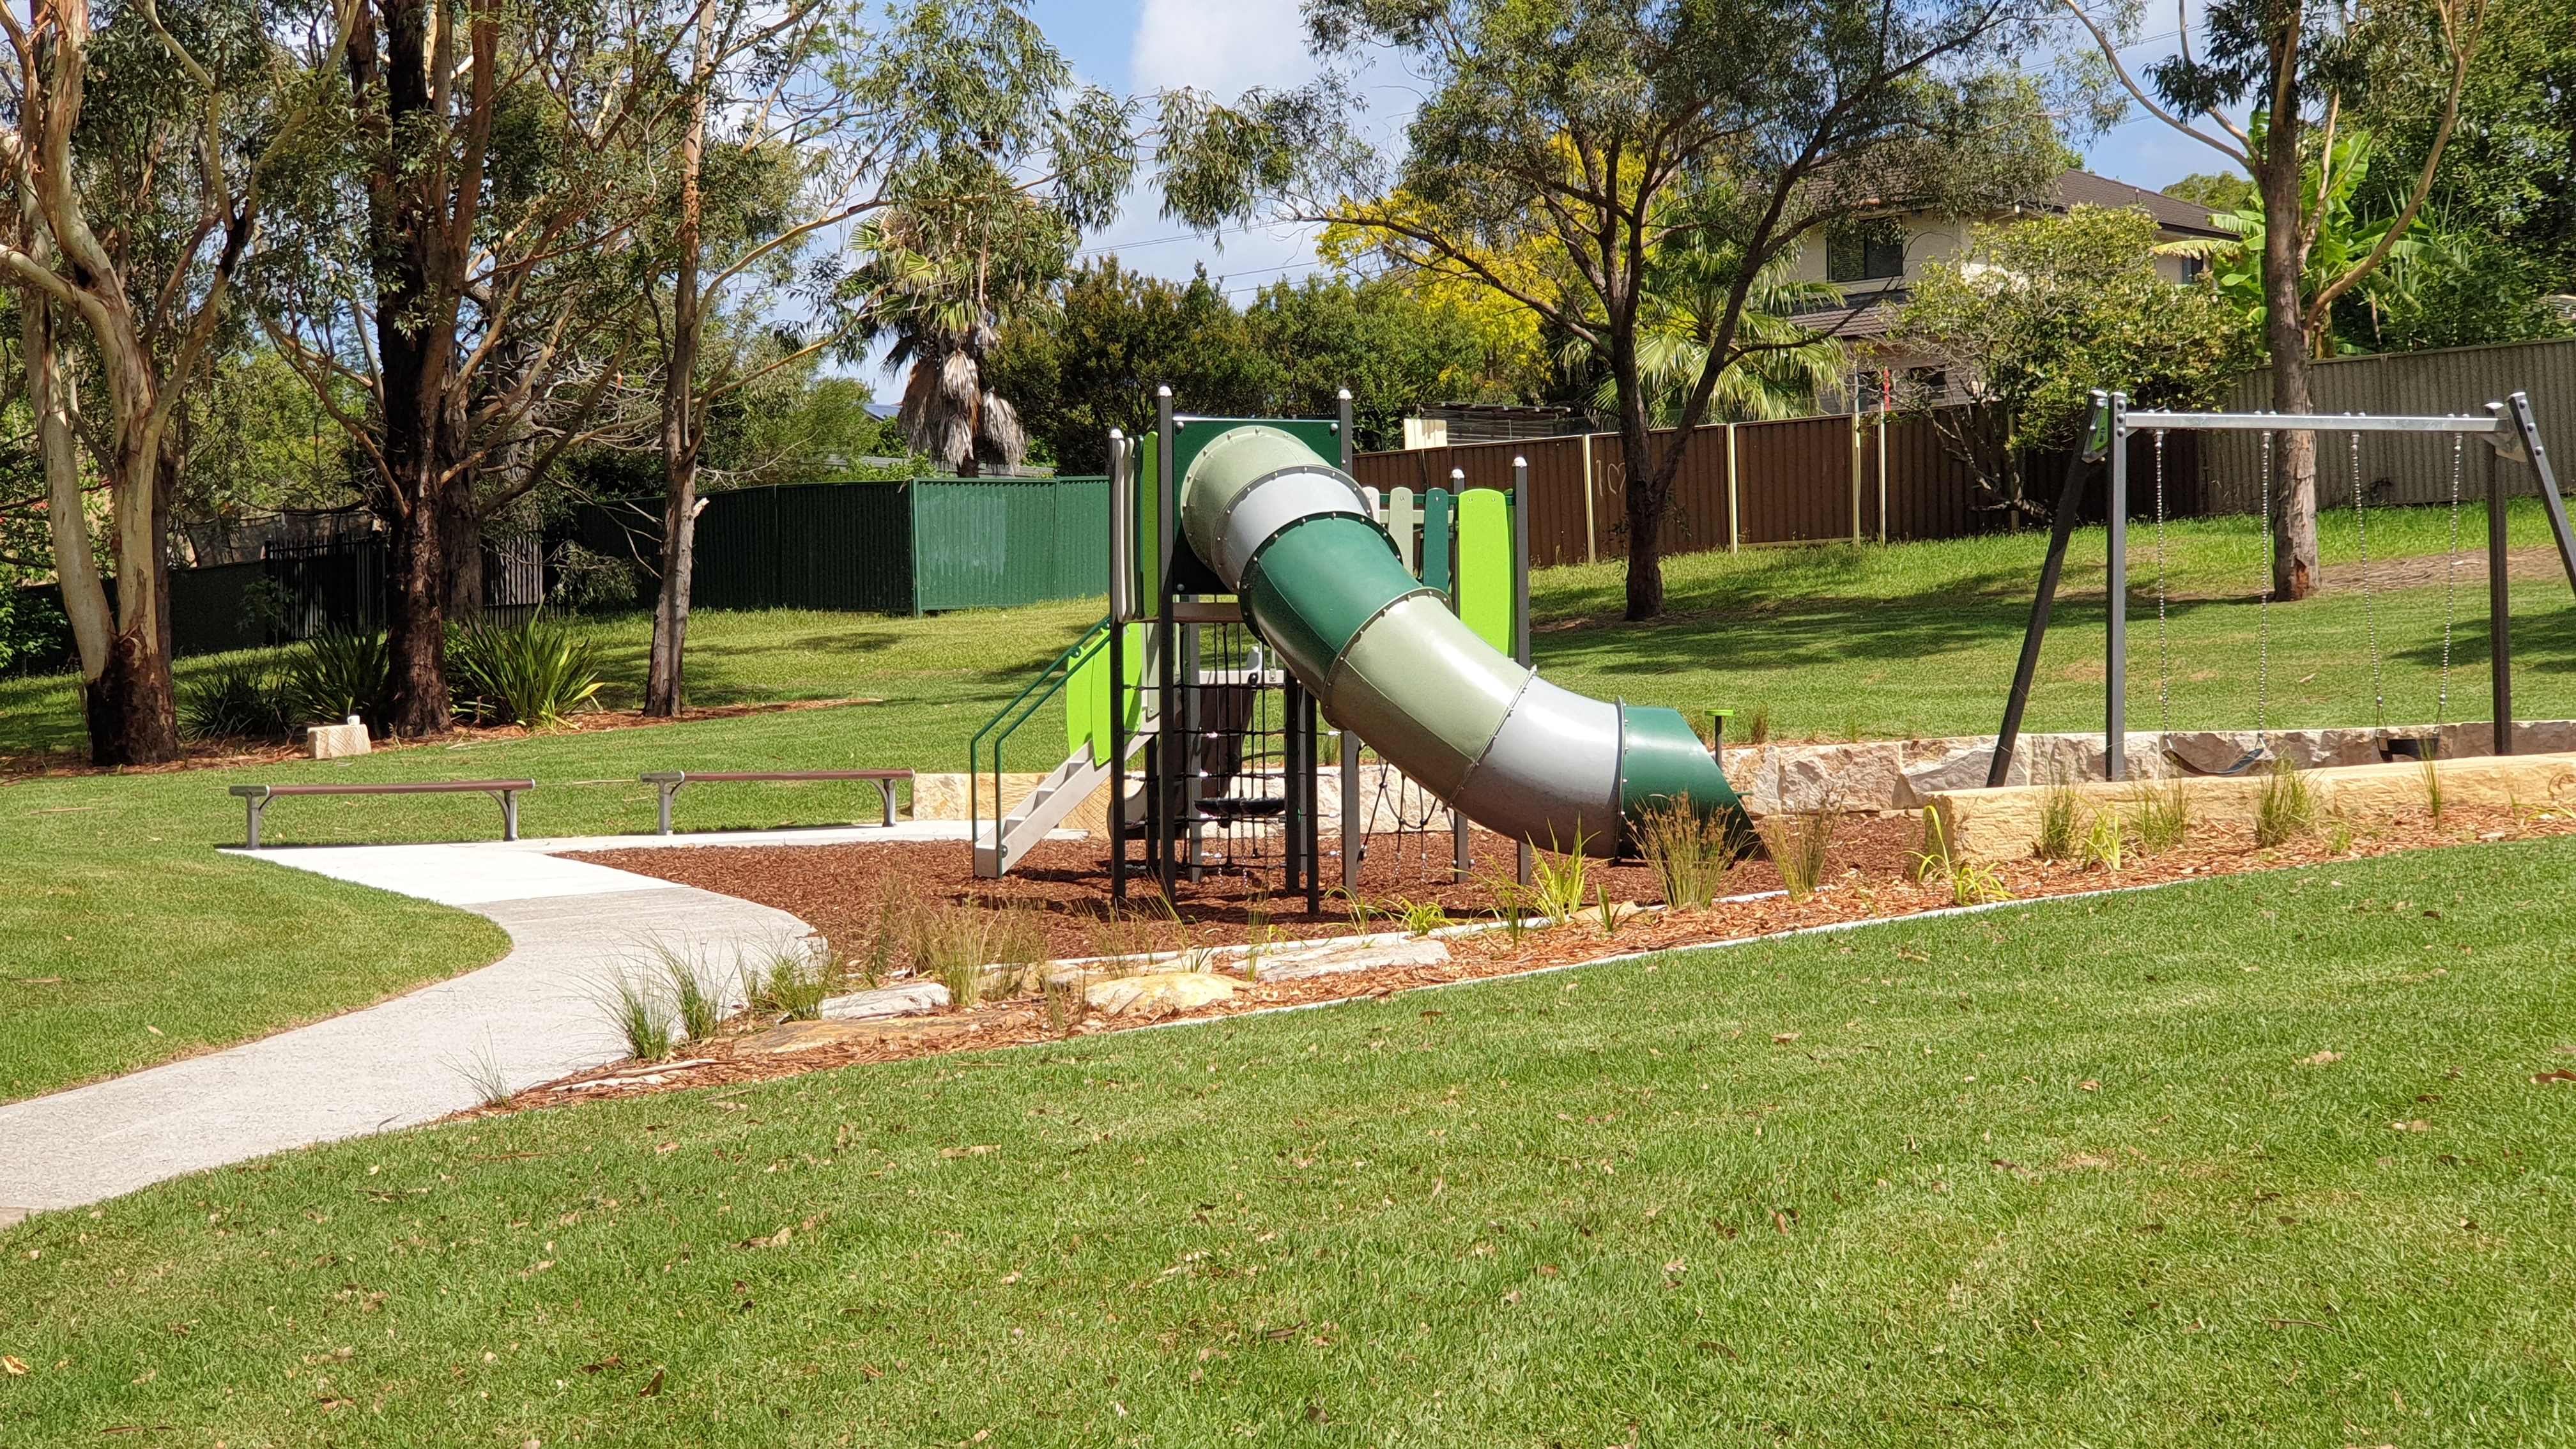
left=1019, top=0, right=2232, bottom=293
left=841, top=1, right=2229, bottom=390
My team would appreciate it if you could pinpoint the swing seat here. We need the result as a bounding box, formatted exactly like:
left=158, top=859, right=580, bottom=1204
left=2161, top=740, right=2269, bottom=778
left=2379, top=735, right=2439, bottom=763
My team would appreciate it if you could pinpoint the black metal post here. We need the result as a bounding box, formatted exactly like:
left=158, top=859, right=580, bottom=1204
left=2502, top=393, right=2576, bottom=598
left=1989, top=392, right=2112, bottom=788
left=2105, top=392, right=2129, bottom=782
left=1156, top=386, right=1178, bottom=893
left=2489, top=429, right=2514, bottom=756
left=1108, top=430, right=1128, bottom=900
left=1338, top=388, right=1363, bottom=895
left=1513, top=455, right=1533, bottom=888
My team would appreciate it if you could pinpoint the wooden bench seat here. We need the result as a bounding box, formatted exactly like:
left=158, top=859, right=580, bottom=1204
left=229, top=780, right=537, bottom=848
left=637, top=769, right=912, bottom=834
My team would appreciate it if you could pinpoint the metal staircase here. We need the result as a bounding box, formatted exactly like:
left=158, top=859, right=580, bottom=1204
left=973, top=720, right=1154, bottom=877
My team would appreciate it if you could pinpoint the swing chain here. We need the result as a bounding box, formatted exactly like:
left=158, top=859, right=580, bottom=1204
left=2352, top=429, right=2386, bottom=728
left=2257, top=431, right=2271, bottom=747
left=2152, top=430, right=2172, bottom=741
left=2439, top=428, right=2463, bottom=728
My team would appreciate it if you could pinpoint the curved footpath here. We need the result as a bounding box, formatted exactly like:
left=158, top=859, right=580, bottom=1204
left=0, top=825, right=981, bottom=1225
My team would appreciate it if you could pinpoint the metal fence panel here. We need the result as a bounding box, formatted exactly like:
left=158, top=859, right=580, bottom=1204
left=2207, top=337, right=2576, bottom=514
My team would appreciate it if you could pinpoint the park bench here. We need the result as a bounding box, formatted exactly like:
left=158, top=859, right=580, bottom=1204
left=638, top=769, right=912, bottom=834
left=229, top=780, right=537, bottom=848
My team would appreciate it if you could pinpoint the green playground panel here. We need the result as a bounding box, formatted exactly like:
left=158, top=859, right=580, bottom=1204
left=1066, top=622, right=1146, bottom=762
left=1455, top=487, right=1513, bottom=653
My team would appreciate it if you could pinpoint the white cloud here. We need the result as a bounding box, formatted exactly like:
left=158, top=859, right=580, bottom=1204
left=1129, top=0, right=1318, bottom=96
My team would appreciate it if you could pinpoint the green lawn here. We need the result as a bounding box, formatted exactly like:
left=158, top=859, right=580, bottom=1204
left=4, top=838, right=2571, bottom=1445
left=6, top=502, right=2576, bottom=1103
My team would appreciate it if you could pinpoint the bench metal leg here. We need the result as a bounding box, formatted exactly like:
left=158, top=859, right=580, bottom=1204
left=876, top=779, right=896, bottom=827
left=245, top=797, right=264, bottom=850
left=658, top=782, right=683, bottom=834
left=487, top=790, right=521, bottom=841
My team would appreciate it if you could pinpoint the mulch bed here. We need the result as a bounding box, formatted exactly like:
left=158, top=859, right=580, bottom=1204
left=0, top=698, right=877, bottom=781
left=447, top=801, right=2576, bottom=1120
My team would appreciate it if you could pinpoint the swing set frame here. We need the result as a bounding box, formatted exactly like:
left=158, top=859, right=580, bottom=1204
left=1989, top=388, right=2576, bottom=787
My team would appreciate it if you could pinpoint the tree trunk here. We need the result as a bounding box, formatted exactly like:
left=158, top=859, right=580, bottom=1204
left=2259, top=47, right=2321, bottom=602
left=646, top=0, right=714, bottom=719
left=1611, top=323, right=1668, bottom=620
left=441, top=473, right=484, bottom=621
left=356, top=0, right=475, bottom=736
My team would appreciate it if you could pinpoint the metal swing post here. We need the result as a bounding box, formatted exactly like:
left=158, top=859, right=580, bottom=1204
left=2105, top=393, right=2130, bottom=781
left=1989, top=390, right=2112, bottom=788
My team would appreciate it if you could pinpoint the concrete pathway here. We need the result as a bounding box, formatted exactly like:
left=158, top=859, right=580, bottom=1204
left=0, top=834, right=832, bottom=1223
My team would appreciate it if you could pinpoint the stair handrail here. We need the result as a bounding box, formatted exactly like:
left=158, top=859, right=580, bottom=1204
left=970, top=615, right=1114, bottom=847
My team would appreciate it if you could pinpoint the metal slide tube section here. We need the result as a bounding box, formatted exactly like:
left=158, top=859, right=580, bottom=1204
left=1181, top=425, right=1740, bottom=854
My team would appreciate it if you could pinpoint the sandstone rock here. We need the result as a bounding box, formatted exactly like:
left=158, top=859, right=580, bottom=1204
left=305, top=721, right=369, bottom=760
left=1257, top=935, right=1450, bottom=982
left=737, top=1021, right=887, bottom=1055
left=1083, top=970, right=1239, bottom=1017
left=819, top=981, right=950, bottom=1021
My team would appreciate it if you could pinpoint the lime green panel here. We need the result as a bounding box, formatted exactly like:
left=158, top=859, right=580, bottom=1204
left=1455, top=488, right=1511, bottom=653
left=1066, top=622, right=1145, bottom=762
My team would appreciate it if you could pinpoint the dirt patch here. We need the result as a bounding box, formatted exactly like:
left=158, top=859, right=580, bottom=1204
left=0, top=698, right=878, bottom=781
left=471, top=801, right=2576, bottom=1116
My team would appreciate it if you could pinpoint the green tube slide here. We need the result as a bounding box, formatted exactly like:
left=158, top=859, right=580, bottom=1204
left=1179, top=425, right=1743, bottom=855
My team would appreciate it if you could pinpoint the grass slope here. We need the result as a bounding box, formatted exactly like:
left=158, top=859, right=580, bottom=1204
left=7, top=504, right=2576, bottom=1100
left=4, top=838, right=2573, bottom=1445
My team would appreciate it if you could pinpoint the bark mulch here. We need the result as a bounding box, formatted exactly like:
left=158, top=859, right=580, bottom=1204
left=450, top=800, right=2576, bottom=1121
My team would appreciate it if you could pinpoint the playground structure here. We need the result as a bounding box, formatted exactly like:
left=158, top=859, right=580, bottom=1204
left=972, top=390, right=1743, bottom=893
left=1993, top=389, right=2574, bottom=786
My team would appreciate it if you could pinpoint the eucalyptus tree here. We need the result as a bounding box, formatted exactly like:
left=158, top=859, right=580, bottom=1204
left=2062, top=0, right=2495, bottom=601
left=254, top=0, right=663, bottom=735
left=0, top=0, right=356, bottom=762
left=638, top=0, right=1133, bottom=716
left=1158, top=0, right=2071, bottom=618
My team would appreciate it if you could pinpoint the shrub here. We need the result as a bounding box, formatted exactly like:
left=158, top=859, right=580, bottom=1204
left=180, top=662, right=287, bottom=740
left=653, top=946, right=726, bottom=1042
left=1392, top=897, right=1452, bottom=937
left=1913, top=808, right=2013, bottom=907
left=447, top=614, right=605, bottom=730
left=1757, top=808, right=1837, bottom=900
left=1527, top=834, right=1595, bottom=924
left=2128, top=781, right=2191, bottom=855
left=595, top=970, right=676, bottom=1062
left=2254, top=757, right=2317, bottom=847
left=2077, top=809, right=2124, bottom=872
left=1634, top=795, right=1742, bottom=909
left=2418, top=756, right=2445, bottom=824
left=281, top=630, right=390, bottom=729
left=2034, top=770, right=2085, bottom=859
left=745, top=940, right=836, bottom=1022
left=906, top=899, right=1049, bottom=1008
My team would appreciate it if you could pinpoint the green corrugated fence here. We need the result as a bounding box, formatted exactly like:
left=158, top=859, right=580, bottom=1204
left=687, top=475, right=1109, bottom=616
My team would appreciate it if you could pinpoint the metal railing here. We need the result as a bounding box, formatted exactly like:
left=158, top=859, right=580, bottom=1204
left=969, top=613, right=1114, bottom=845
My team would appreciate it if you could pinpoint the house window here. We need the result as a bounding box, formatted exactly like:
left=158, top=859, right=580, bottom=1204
left=2179, top=254, right=2206, bottom=282
left=1828, top=222, right=1906, bottom=283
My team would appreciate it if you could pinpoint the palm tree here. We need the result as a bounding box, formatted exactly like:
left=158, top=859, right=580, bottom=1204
left=1561, top=241, right=1848, bottom=425
left=850, top=176, right=1070, bottom=476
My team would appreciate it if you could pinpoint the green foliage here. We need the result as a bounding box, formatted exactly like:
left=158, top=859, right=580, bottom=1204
left=1634, top=795, right=1742, bottom=909
left=986, top=261, right=1272, bottom=473
left=2129, top=781, right=2193, bottom=855
left=280, top=631, right=389, bottom=730
left=2034, top=774, right=2086, bottom=861
left=1896, top=205, right=2259, bottom=459
left=1756, top=809, right=1837, bottom=900
left=596, top=969, right=677, bottom=1062
left=1559, top=241, right=1846, bottom=425
left=1526, top=838, right=1595, bottom=925
left=446, top=615, right=606, bottom=730
left=1392, top=897, right=1454, bottom=937
left=2162, top=173, right=2256, bottom=217
left=745, top=942, right=837, bottom=1022
left=178, top=662, right=287, bottom=740
left=1242, top=275, right=1497, bottom=450
left=2256, top=758, right=2319, bottom=847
